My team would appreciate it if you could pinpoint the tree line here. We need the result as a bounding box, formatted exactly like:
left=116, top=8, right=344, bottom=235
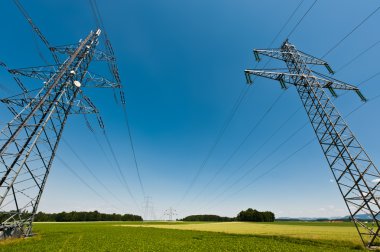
left=181, top=208, right=275, bottom=222
left=236, top=208, right=275, bottom=222
left=181, top=215, right=234, bottom=222
left=33, top=211, right=142, bottom=222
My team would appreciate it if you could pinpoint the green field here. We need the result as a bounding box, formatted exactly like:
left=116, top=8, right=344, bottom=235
left=0, top=221, right=370, bottom=251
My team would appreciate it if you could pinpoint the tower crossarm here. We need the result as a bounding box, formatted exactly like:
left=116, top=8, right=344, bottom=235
left=51, top=44, right=116, bottom=62
left=253, top=48, right=332, bottom=70
left=245, top=69, right=366, bottom=101
left=67, top=92, right=100, bottom=115
left=83, top=72, right=121, bottom=88
left=0, top=61, right=28, bottom=93
left=8, top=65, right=59, bottom=82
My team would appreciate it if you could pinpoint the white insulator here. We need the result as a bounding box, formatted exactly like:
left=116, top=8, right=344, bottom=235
left=73, top=80, right=81, bottom=88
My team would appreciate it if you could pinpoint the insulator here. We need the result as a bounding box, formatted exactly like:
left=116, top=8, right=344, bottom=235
left=120, top=91, right=126, bottom=105
left=113, top=90, right=118, bottom=104
left=324, top=63, right=335, bottom=75
left=0, top=98, right=9, bottom=104
left=355, top=90, right=367, bottom=102
left=328, top=87, right=337, bottom=97
left=245, top=71, right=253, bottom=84
left=83, top=115, right=94, bottom=132
left=254, top=50, right=261, bottom=62
left=97, top=115, right=105, bottom=129
left=278, top=78, right=287, bottom=89
left=14, top=78, right=28, bottom=93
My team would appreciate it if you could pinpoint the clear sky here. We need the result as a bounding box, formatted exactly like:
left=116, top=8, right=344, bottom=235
left=1, top=0, right=380, bottom=219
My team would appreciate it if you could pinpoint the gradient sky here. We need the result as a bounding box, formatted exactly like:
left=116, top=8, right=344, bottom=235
left=1, top=0, right=380, bottom=219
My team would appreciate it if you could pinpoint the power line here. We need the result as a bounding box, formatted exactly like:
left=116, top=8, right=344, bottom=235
left=358, top=70, right=380, bottom=87
left=84, top=119, right=125, bottom=186
left=335, top=39, right=380, bottom=73
left=13, top=0, right=60, bottom=64
left=82, top=114, right=136, bottom=197
left=205, top=105, right=302, bottom=202
left=102, top=129, right=142, bottom=212
left=191, top=92, right=286, bottom=202
left=56, top=155, right=121, bottom=212
left=61, top=138, right=129, bottom=208
left=188, top=0, right=317, bottom=206
left=179, top=0, right=311, bottom=207
left=206, top=92, right=380, bottom=211
left=202, top=120, right=310, bottom=211
left=287, top=0, right=319, bottom=38
left=31, top=32, right=50, bottom=65
left=268, top=0, right=305, bottom=47
left=321, top=6, right=380, bottom=59
left=122, top=105, right=145, bottom=196
left=88, top=0, right=146, bottom=198
left=335, top=70, right=380, bottom=100
left=206, top=138, right=315, bottom=211
left=176, top=85, right=250, bottom=206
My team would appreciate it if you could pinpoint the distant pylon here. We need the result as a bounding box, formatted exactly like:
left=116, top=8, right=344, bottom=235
left=143, top=196, right=156, bottom=220
left=245, top=40, right=380, bottom=248
left=164, top=207, right=177, bottom=221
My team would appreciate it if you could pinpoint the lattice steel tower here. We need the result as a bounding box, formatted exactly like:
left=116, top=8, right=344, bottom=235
left=164, top=207, right=177, bottom=221
left=245, top=40, right=380, bottom=248
left=0, top=28, right=122, bottom=238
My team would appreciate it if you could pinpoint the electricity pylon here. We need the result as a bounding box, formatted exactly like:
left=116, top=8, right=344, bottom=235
left=164, top=207, right=177, bottom=221
left=245, top=40, right=380, bottom=248
left=0, top=29, right=121, bottom=238
left=143, top=196, right=156, bottom=220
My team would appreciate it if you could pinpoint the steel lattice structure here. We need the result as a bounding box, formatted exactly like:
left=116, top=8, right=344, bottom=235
left=245, top=40, right=380, bottom=248
left=0, top=29, right=121, bottom=238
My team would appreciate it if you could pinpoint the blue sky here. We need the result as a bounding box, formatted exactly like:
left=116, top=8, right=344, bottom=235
left=1, top=0, right=380, bottom=219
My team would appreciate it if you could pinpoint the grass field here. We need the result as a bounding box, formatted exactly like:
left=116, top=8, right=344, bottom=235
left=0, top=221, right=370, bottom=251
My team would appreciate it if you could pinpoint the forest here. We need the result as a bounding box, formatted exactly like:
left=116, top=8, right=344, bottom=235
left=33, top=211, right=143, bottom=222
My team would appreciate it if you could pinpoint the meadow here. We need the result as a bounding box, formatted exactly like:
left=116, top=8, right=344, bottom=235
left=0, top=221, right=370, bottom=251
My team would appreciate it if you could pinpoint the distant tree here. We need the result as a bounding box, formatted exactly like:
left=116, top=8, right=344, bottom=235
left=33, top=211, right=142, bottom=222
left=237, top=208, right=275, bottom=222
left=181, top=215, right=235, bottom=222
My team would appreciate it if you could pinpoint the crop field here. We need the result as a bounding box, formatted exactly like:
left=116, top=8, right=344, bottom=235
left=0, top=221, right=370, bottom=251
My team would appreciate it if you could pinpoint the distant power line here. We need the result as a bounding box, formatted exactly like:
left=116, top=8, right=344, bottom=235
left=186, top=0, right=319, bottom=208
left=61, top=138, right=129, bottom=208
left=88, top=0, right=146, bottom=198
left=335, top=39, right=380, bottom=73
left=176, top=85, right=250, bottom=207
left=205, top=90, right=380, bottom=212
left=321, top=6, right=380, bottom=59
left=56, top=155, right=122, bottom=212
left=287, top=0, right=319, bottom=38
left=191, top=92, right=286, bottom=202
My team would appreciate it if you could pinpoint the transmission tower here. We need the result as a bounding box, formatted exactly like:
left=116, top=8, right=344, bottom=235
left=143, top=196, right=156, bottom=220
left=0, top=28, right=122, bottom=239
left=245, top=40, right=380, bottom=248
left=164, top=207, right=178, bottom=221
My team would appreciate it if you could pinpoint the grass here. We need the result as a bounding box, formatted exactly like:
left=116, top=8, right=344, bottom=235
left=125, top=221, right=361, bottom=244
left=0, top=221, right=370, bottom=251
